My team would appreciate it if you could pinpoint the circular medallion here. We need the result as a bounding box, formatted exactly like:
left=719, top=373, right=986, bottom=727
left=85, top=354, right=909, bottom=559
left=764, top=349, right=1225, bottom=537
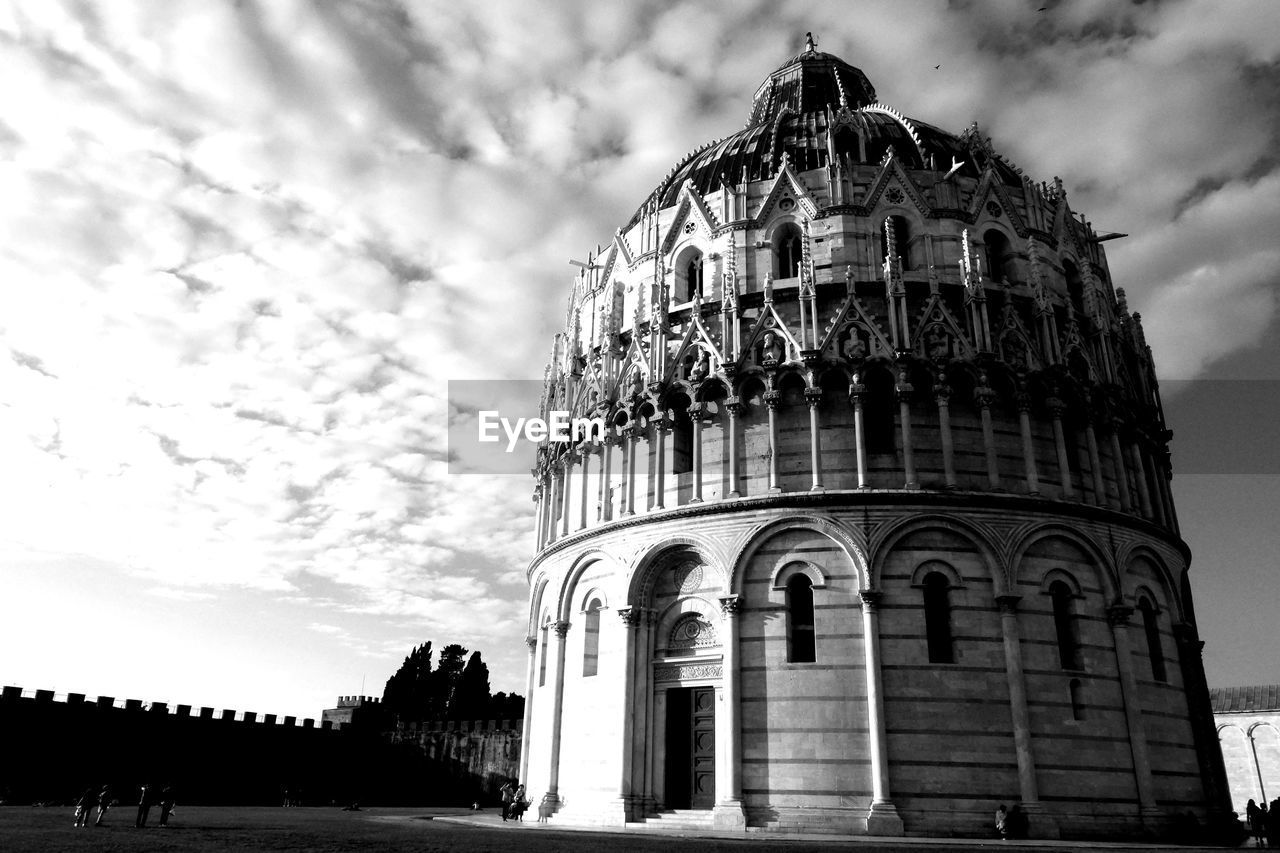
left=779, top=198, right=796, bottom=212
left=683, top=221, right=696, bottom=234
left=986, top=200, right=1003, bottom=218
left=886, top=187, right=905, bottom=204
left=673, top=561, right=704, bottom=593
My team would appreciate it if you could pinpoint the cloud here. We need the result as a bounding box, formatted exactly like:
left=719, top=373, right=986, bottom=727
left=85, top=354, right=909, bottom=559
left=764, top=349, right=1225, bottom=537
left=1, top=0, right=1278, bottom=703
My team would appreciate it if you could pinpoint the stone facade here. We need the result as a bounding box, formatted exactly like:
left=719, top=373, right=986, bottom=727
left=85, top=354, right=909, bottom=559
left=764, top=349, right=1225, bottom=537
left=1214, top=686, right=1280, bottom=815
left=520, top=39, right=1228, bottom=839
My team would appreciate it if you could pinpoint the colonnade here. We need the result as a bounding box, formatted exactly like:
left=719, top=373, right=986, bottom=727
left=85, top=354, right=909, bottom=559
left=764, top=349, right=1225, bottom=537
left=533, top=392, right=1177, bottom=551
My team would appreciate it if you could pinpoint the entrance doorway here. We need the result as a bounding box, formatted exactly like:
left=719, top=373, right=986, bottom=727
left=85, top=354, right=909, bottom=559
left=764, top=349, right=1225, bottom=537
left=664, top=685, right=716, bottom=808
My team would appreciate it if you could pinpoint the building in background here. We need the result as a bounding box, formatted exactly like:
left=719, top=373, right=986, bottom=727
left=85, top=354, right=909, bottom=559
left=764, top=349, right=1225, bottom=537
left=320, top=694, right=381, bottom=730
left=1214, top=685, right=1280, bottom=814
left=519, top=36, right=1229, bottom=839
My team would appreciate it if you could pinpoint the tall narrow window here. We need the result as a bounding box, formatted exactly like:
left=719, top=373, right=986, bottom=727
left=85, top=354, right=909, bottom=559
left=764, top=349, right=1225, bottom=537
left=1050, top=581, right=1081, bottom=670
left=670, top=394, right=693, bottom=475
left=1064, top=260, right=1085, bottom=318
left=864, top=366, right=896, bottom=455
left=583, top=599, right=602, bottom=678
left=786, top=574, right=816, bottom=663
left=1138, top=598, right=1167, bottom=683
left=776, top=225, right=802, bottom=278
left=682, top=253, right=704, bottom=301
left=538, top=626, right=549, bottom=687
left=878, top=216, right=912, bottom=269
left=1069, top=678, right=1084, bottom=720
left=922, top=572, right=954, bottom=663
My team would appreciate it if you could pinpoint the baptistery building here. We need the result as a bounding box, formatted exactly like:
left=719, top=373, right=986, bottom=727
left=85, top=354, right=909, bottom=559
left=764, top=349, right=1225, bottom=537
left=519, top=38, right=1230, bottom=838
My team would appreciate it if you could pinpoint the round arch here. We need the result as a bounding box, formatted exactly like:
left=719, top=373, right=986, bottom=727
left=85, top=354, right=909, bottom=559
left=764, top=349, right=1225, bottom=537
left=727, top=514, right=867, bottom=596
left=556, top=548, right=621, bottom=623
left=1009, top=524, right=1119, bottom=602
left=1117, top=542, right=1185, bottom=622
left=870, top=513, right=1006, bottom=593
left=625, top=535, right=729, bottom=608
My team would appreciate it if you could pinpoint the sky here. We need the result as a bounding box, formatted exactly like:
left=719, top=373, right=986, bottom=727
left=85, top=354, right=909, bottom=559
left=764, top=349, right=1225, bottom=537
left=2, top=0, right=1279, bottom=721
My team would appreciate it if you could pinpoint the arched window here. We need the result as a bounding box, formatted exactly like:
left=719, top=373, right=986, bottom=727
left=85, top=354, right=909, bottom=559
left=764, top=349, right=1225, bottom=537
left=775, top=224, right=802, bottom=279
left=1138, top=598, right=1167, bottom=683
left=675, top=249, right=706, bottom=302
left=583, top=598, right=602, bottom=678
left=786, top=574, right=816, bottom=663
left=1064, top=260, right=1085, bottom=318
left=922, top=572, right=954, bottom=663
left=684, top=252, right=704, bottom=301
left=1069, top=678, right=1084, bottom=720
left=984, top=229, right=1014, bottom=283
left=1050, top=580, right=1081, bottom=670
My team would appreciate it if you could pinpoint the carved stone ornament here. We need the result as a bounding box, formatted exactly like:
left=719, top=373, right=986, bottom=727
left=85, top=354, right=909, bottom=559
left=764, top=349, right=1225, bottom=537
left=668, top=613, right=718, bottom=650
left=672, top=561, right=704, bottom=593
left=986, top=200, right=1003, bottom=218
left=886, top=186, right=905, bottom=205
left=654, top=662, right=723, bottom=682
left=683, top=220, right=696, bottom=234
left=779, top=197, right=796, bottom=212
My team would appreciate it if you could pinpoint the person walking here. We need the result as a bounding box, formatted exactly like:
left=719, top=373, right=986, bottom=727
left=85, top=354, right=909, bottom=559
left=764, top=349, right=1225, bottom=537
left=94, top=785, right=112, bottom=827
left=158, top=785, right=176, bottom=827
left=995, top=804, right=1009, bottom=839
left=73, top=786, right=95, bottom=828
left=499, top=779, right=515, bottom=821
left=134, top=783, right=152, bottom=828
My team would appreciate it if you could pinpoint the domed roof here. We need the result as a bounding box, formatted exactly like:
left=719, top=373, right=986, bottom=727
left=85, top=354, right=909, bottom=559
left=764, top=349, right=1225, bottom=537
left=639, top=36, right=1021, bottom=215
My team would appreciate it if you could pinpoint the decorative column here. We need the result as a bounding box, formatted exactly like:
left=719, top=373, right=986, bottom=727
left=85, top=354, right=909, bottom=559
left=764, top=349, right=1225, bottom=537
left=548, top=466, right=562, bottom=544
left=1108, top=422, right=1133, bottom=513
left=897, top=371, right=918, bottom=489
left=859, top=591, right=905, bottom=835
left=1129, top=440, right=1153, bottom=520
left=1046, top=398, right=1075, bottom=500
left=623, top=425, right=638, bottom=516
left=765, top=390, right=782, bottom=492
left=533, top=487, right=546, bottom=550
left=805, top=388, right=825, bottom=491
left=851, top=380, right=869, bottom=488
left=996, top=595, right=1053, bottom=831
left=689, top=403, right=705, bottom=503
left=578, top=444, right=592, bottom=530
left=599, top=435, right=614, bottom=522
left=560, top=455, right=574, bottom=538
left=1016, top=392, right=1040, bottom=495
left=935, top=383, right=957, bottom=489
left=616, top=607, right=642, bottom=820
left=976, top=382, right=1001, bottom=489
left=714, top=595, right=746, bottom=826
left=543, top=620, right=571, bottom=811
left=518, top=635, right=537, bottom=783
left=652, top=417, right=668, bottom=510
left=1107, top=605, right=1161, bottom=822
left=1084, top=417, right=1106, bottom=506
left=726, top=397, right=742, bottom=498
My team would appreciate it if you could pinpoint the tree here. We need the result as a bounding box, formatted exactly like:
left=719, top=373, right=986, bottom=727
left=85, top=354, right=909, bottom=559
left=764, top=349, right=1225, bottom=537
left=382, top=642, right=434, bottom=722
left=449, top=652, right=491, bottom=720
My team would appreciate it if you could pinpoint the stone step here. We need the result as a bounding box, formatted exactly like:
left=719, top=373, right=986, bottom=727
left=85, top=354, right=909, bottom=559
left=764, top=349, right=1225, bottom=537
left=627, top=809, right=717, bottom=831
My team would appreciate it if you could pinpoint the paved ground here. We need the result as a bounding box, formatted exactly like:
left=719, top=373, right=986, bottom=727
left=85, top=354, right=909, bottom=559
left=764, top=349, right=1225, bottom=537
left=0, top=805, right=1248, bottom=852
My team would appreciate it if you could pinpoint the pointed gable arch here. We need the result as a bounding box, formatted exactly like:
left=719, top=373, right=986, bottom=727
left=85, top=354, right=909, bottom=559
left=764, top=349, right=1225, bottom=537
left=969, top=167, right=1029, bottom=238
left=659, top=179, right=722, bottom=256
left=861, top=151, right=931, bottom=218
left=753, top=159, right=820, bottom=224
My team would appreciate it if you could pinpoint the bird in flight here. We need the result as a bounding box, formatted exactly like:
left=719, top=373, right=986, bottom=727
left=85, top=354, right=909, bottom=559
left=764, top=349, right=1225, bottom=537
left=934, top=64, right=941, bottom=69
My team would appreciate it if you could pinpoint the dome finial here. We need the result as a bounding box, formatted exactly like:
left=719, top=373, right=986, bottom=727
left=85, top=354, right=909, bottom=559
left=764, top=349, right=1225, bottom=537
left=805, top=31, right=817, bottom=53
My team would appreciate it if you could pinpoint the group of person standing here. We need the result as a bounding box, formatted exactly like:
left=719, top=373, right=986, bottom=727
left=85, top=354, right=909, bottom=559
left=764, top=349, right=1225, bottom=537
left=72, top=783, right=175, bottom=828
left=498, top=780, right=529, bottom=821
left=1247, top=798, right=1280, bottom=847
